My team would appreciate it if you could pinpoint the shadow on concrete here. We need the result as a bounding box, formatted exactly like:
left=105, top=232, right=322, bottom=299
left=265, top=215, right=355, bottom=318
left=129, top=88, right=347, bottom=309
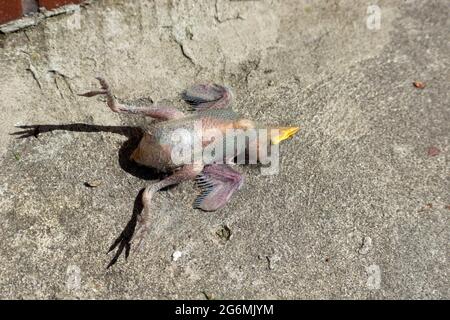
left=12, top=123, right=165, bottom=180
left=11, top=123, right=169, bottom=267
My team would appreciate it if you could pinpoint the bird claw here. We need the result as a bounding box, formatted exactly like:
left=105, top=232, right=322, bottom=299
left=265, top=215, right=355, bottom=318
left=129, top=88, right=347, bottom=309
left=106, top=221, right=149, bottom=268
left=130, top=224, right=150, bottom=253
left=106, top=203, right=151, bottom=268
left=78, top=77, right=110, bottom=97
left=95, top=76, right=109, bottom=90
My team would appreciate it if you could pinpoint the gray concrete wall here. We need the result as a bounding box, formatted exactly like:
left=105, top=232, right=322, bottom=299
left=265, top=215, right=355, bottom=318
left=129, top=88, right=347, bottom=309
left=0, top=0, right=448, bottom=299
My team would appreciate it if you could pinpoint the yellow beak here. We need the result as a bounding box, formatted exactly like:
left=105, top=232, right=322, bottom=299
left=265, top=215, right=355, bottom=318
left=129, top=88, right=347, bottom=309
left=270, top=127, right=300, bottom=145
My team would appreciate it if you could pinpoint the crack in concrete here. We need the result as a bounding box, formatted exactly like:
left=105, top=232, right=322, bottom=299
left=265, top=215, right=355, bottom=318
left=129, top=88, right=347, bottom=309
left=176, top=41, right=195, bottom=66
left=214, top=0, right=245, bottom=24
left=26, top=64, right=42, bottom=90
left=53, top=76, right=64, bottom=99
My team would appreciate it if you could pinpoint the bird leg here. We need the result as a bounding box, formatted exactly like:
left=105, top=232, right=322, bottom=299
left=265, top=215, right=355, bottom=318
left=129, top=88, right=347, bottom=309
left=132, top=164, right=203, bottom=249
left=78, top=77, right=184, bottom=120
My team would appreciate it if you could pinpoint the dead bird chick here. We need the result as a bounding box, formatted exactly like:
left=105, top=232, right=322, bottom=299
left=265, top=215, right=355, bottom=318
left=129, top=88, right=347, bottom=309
left=78, top=77, right=299, bottom=266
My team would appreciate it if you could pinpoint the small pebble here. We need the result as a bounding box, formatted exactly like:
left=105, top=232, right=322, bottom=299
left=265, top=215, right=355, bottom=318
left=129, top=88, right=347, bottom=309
left=84, top=180, right=102, bottom=188
left=202, top=291, right=214, bottom=300
left=359, top=236, right=372, bottom=255
left=216, top=225, right=232, bottom=242
left=267, top=254, right=281, bottom=270
left=413, top=81, right=425, bottom=89
left=172, top=250, right=183, bottom=262
left=427, top=146, right=440, bottom=157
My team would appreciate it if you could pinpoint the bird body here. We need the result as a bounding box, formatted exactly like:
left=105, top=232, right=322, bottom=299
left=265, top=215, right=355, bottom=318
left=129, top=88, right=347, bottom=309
left=79, top=78, right=299, bottom=265
left=132, top=108, right=242, bottom=171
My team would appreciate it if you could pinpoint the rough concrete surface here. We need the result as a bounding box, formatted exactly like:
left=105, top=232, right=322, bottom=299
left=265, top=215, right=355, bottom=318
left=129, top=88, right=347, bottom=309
left=0, top=0, right=448, bottom=299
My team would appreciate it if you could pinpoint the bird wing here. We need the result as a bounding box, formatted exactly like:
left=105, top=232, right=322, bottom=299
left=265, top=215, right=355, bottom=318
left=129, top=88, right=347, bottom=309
left=182, top=84, right=233, bottom=110
left=193, top=164, right=244, bottom=211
